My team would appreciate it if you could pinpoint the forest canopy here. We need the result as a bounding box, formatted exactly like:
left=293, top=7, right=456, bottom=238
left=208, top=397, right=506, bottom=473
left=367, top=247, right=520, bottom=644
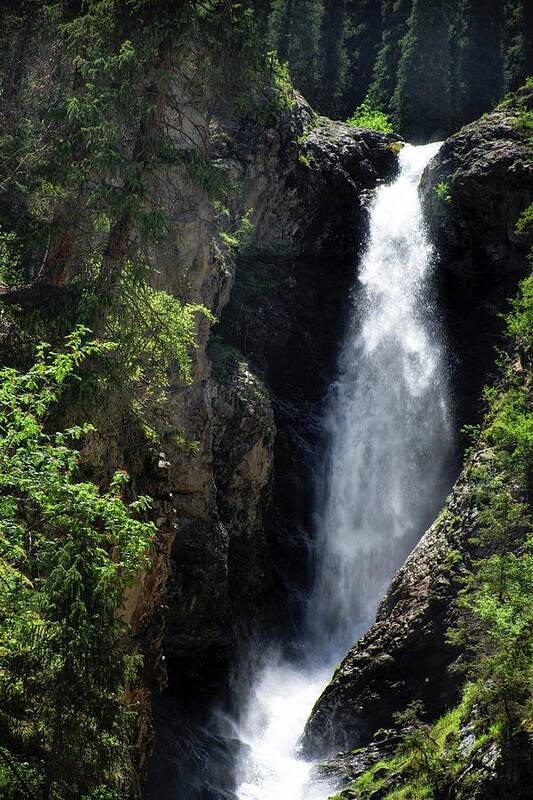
left=252, top=0, right=533, bottom=138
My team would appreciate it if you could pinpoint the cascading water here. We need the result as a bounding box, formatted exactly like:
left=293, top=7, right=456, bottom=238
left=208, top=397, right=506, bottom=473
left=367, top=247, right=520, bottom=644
left=233, top=142, right=453, bottom=800
left=307, top=141, right=452, bottom=657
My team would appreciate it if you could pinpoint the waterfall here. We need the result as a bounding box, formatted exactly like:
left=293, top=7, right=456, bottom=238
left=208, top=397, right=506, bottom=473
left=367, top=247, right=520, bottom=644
left=307, top=141, right=452, bottom=657
left=233, top=142, right=453, bottom=800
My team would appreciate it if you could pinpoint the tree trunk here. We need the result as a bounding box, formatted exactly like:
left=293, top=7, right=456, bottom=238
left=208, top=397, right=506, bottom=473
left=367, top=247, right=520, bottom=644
left=92, top=36, right=175, bottom=336
left=0, top=8, right=33, bottom=127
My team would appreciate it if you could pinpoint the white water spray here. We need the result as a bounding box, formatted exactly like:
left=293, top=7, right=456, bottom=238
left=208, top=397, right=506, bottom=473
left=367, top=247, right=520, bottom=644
left=307, top=141, right=452, bottom=656
left=234, top=143, right=453, bottom=800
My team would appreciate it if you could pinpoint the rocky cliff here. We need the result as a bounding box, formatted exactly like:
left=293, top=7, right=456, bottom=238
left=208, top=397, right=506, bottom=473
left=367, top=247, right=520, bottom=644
left=302, top=88, right=532, bottom=767
left=0, top=16, right=399, bottom=785
left=423, top=84, right=533, bottom=423
left=159, top=96, right=399, bottom=679
left=140, top=94, right=399, bottom=795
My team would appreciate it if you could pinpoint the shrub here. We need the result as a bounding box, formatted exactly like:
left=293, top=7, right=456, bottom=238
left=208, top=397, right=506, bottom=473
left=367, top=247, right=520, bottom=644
left=434, top=181, right=452, bottom=203
left=0, top=328, right=155, bottom=799
left=346, top=97, right=394, bottom=133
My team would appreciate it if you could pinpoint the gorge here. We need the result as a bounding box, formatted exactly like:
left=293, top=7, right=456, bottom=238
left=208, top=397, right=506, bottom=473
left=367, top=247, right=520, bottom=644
left=0, top=4, right=531, bottom=800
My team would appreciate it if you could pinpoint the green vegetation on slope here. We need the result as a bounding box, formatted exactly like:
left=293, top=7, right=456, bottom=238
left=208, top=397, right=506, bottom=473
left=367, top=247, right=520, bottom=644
left=0, top=0, right=284, bottom=295
left=0, top=330, right=155, bottom=799
left=0, top=0, right=291, bottom=420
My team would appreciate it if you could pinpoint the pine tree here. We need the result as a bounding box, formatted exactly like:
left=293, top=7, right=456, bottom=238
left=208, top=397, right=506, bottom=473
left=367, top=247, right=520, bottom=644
left=394, top=0, right=453, bottom=140
left=368, top=0, right=412, bottom=115
left=267, top=0, right=290, bottom=58
left=0, top=331, right=155, bottom=799
left=525, top=1, right=533, bottom=81
left=258, top=0, right=528, bottom=135
left=286, top=0, right=325, bottom=105
left=342, top=0, right=383, bottom=117
left=448, top=0, right=469, bottom=127
left=453, top=0, right=505, bottom=128
left=319, top=0, right=348, bottom=117
left=250, top=0, right=272, bottom=37
left=504, top=1, right=533, bottom=90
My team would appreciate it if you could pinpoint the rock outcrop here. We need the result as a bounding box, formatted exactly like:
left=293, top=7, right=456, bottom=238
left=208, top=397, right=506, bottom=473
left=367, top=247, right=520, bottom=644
left=422, top=85, right=533, bottom=423
left=421, top=86, right=532, bottom=292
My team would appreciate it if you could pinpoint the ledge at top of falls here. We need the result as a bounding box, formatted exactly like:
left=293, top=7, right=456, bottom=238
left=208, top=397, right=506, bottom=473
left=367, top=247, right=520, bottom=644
left=211, top=91, right=401, bottom=267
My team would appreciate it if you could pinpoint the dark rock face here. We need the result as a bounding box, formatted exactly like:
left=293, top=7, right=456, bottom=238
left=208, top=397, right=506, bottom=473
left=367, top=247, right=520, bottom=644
left=421, top=97, right=532, bottom=291
left=145, top=98, right=399, bottom=797
left=302, top=96, right=533, bottom=760
left=422, top=88, right=533, bottom=425
left=163, top=358, right=275, bottom=680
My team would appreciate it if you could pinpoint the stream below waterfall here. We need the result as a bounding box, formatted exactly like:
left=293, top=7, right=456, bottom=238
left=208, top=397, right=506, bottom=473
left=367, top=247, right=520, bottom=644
left=231, top=142, right=454, bottom=800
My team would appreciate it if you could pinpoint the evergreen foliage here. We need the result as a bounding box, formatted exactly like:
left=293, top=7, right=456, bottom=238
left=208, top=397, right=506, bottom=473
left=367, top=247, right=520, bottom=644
left=367, top=0, right=412, bottom=119
left=253, top=0, right=532, bottom=138
left=0, top=4, right=286, bottom=795
left=0, top=0, right=291, bottom=432
left=342, top=0, right=383, bottom=119
left=394, top=0, right=452, bottom=139
left=451, top=0, right=505, bottom=127
left=319, top=0, right=349, bottom=116
left=0, top=0, right=285, bottom=297
left=505, top=0, right=533, bottom=90
left=0, top=329, right=155, bottom=799
left=267, top=0, right=324, bottom=103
